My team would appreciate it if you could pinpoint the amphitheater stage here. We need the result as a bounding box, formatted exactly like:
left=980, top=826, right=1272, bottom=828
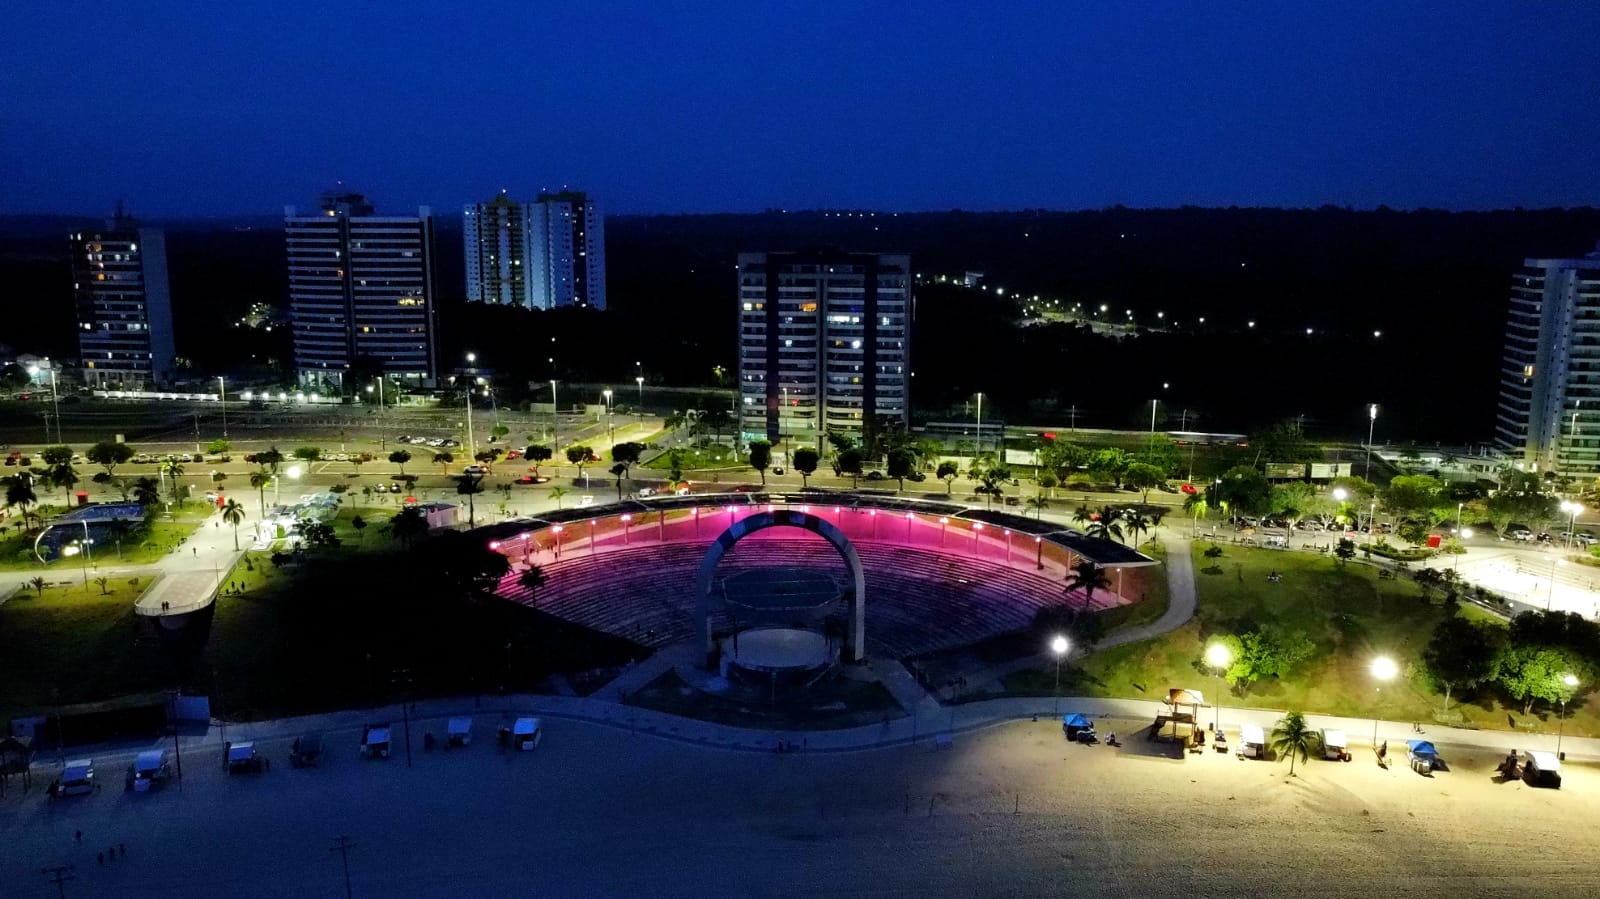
left=722, top=627, right=832, bottom=673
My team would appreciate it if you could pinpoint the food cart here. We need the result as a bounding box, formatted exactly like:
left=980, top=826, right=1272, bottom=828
left=447, top=717, right=473, bottom=747
left=61, top=759, right=96, bottom=796
left=226, top=742, right=263, bottom=774
left=1321, top=729, right=1350, bottom=761
left=291, top=732, right=325, bottom=768
left=127, top=750, right=171, bottom=792
left=1062, top=713, right=1096, bottom=743
left=361, top=724, right=393, bottom=759
left=512, top=717, right=542, bottom=751
left=1238, top=724, right=1266, bottom=759
left=1523, top=750, right=1562, bottom=788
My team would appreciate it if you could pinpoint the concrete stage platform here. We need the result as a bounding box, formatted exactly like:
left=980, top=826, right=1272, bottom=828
left=722, top=627, right=832, bottom=673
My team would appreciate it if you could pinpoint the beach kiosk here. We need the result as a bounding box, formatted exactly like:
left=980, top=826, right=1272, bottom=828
left=1321, top=729, right=1350, bottom=761
left=127, top=750, right=171, bottom=791
left=1523, top=750, right=1562, bottom=788
left=61, top=759, right=96, bottom=796
left=226, top=742, right=263, bottom=774
left=1238, top=724, right=1266, bottom=759
left=512, top=717, right=542, bottom=751
left=447, top=717, right=473, bottom=748
left=361, top=724, right=393, bottom=759
left=1406, top=740, right=1439, bottom=776
left=290, top=732, right=325, bottom=768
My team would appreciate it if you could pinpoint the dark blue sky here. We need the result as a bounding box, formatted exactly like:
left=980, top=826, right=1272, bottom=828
left=6, top=2, right=1599, bottom=217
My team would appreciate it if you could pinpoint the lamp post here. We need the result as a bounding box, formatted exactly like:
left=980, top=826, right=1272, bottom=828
left=1051, top=635, right=1069, bottom=714
left=1370, top=656, right=1397, bottom=747
left=464, top=353, right=477, bottom=462
left=1456, top=528, right=1473, bottom=570
left=549, top=380, right=559, bottom=452
left=1545, top=555, right=1565, bottom=611
left=1557, top=673, right=1579, bottom=757
left=1206, top=643, right=1231, bottom=732
left=366, top=376, right=386, bottom=449
left=1561, top=501, right=1584, bottom=550
left=1365, top=404, right=1378, bottom=481
left=603, top=389, right=615, bottom=451
left=218, top=376, right=228, bottom=439
left=966, top=390, right=979, bottom=454
left=635, top=375, right=645, bottom=428
left=1149, top=383, right=1168, bottom=450
left=29, top=364, right=61, bottom=442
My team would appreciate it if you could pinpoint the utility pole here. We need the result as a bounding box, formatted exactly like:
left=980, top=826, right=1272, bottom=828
left=329, top=836, right=357, bottom=899
left=218, top=376, right=228, bottom=438
left=391, top=669, right=413, bottom=767
left=41, top=864, right=75, bottom=899
left=168, top=690, right=184, bottom=790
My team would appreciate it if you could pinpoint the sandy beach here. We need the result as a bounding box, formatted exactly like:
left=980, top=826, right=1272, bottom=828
left=4, top=714, right=1598, bottom=898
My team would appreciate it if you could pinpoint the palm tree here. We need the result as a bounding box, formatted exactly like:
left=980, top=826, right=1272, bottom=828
left=1064, top=560, right=1113, bottom=609
left=48, top=462, right=79, bottom=508
left=1071, top=503, right=1094, bottom=528
left=1122, top=511, right=1151, bottom=547
left=221, top=498, right=247, bottom=551
left=161, top=456, right=185, bottom=502
left=1269, top=710, right=1316, bottom=776
left=549, top=486, right=568, bottom=510
left=1184, top=493, right=1209, bottom=535
left=132, top=476, right=161, bottom=509
left=1025, top=495, right=1050, bottom=519
left=29, top=576, right=46, bottom=597
left=5, top=474, right=38, bottom=527
left=249, top=469, right=272, bottom=516
left=1084, top=515, right=1123, bottom=544
left=610, top=463, right=628, bottom=500
left=388, top=505, right=428, bottom=548
left=518, top=564, right=547, bottom=602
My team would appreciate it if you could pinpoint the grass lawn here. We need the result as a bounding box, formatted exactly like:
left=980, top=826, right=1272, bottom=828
left=0, top=578, right=167, bottom=717
left=1003, top=544, right=1600, bottom=740
left=624, top=669, right=904, bottom=730
left=641, top=446, right=748, bottom=472
left=0, top=515, right=204, bottom=571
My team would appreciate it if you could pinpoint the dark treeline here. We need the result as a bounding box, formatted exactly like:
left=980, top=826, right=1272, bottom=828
left=5, top=207, right=1600, bottom=443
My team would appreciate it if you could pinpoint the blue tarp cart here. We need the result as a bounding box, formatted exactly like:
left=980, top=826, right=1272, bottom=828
left=1406, top=739, right=1438, bottom=775
left=1063, top=714, right=1096, bottom=742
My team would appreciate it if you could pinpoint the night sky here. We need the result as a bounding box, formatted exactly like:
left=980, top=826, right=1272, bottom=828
left=5, top=1, right=1599, bottom=217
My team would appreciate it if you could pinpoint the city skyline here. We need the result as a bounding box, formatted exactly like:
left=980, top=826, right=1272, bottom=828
left=6, top=3, right=1600, bottom=218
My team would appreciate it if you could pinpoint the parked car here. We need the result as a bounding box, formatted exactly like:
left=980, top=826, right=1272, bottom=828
left=506, top=449, right=523, bottom=460
left=1508, top=527, right=1534, bottom=542
left=1576, top=533, right=1598, bottom=547
left=58, top=759, right=97, bottom=796
left=126, top=750, right=172, bottom=791
left=865, top=471, right=885, bottom=481
left=396, top=435, right=414, bottom=444
left=463, top=464, right=489, bottom=476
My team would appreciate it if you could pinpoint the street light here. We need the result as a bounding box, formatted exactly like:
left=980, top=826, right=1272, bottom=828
left=635, top=375, right=644, bottom=427
left=1557, top=673, right=1579, bottom=757
left=218, top=376, right=228, bottom=438
left=975, top=392, right=984, bottom=457
left=603, top=389, right=615, bottom=450
left=1365, top=404, right=1378, bottom=481
left=549, top=380, right=559, bottom=453
left=1205, top=643, right=1231, bottom=732
left=1051, top=635, right=1069, bottom=714
left=1545, top=555, right=1566, bottom=610
left=1561, top=501, right=1584, bottom=549
left=1370, top=656, right=1397, bottom=747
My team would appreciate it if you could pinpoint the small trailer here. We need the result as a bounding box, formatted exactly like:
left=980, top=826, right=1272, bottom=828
left=511, top=717, right=542, bottom=751
left=226, top=742, right=263, bottom=774
left=362, top=724, right=393, bottom=759
left=1238, top=724, right=1267, bottom=759
left=60, top=759, right=96, bottom=796
left=447, top=717, right=473, bottom=748
left=1321, top=729, right=1350, bottom=762
left=127, top=750, right=171, bottom=791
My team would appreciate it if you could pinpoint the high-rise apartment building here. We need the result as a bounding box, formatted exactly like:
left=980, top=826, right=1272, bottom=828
left=529, top=191, right=605, bottom=310
left=463, top=190, right=606, bottom=310
left=737, top=250, right=911, bottom=454
left=70, top=208, right=175, bottom=390
left=1496, top=243, right=1600, bottom=478
left=286, top=192, right=438, bottom=389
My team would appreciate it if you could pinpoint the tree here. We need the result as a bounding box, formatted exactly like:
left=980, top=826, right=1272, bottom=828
left=1269, top=482, right=1318, bottom=528
left=93, top=575, right=109, bottom=596
left=1218, top=628, right=1316, bottom=696
left=794, top=448, right=820, bottom=487
left=1124, top=462, right=1165, bottom=503
left=221, top=498, right=247, bottom=551
left=1064, top=560, right=1114, bottom=610
left=1382, top=474, right=1444, bottom=521
left=609, top=463, right=628, bottom=501
left=1422, top=617, right=1503, bottom=712
left=913, top=438, right=943, bottom=471
left=388, top=449, right=411, bottom=475
left=666, top=449, right=686, bottom=484
left=1495, top=644, right=1584, bottom=716
left=297, top=516, right=340, bottom=549
left=1269, top=711, right=1316, bottom=776
left=456, top=472, right=485, bottom=526
left=40, top=445, right=73, bottom=468
left=518, top=564, right=547, bottom=601
left=433, top=451, right=455, bottom=473
left=4, top=474, right=38, bottom=527
left=29, top=576, right=45, bottom=597
left=350, top=452, right=371, bottom=475
left=611, top=442, right=645, bottom=477
left=1025, top=495, right=1050, bottom=519
left=421, top=530, right=511, bottom=594
left=703, top=408, right=733, bottom=449
left=549, top=486, right=568, bottom=509
left=1084, top=511, right=1124, bottom=544
left=160, top=456, right=185, bottom=502
left=352, top=514, right=368, bottom=542
left=748, top=440, right=772, bottom=485
left=132, top=476, right=161, bottom=508
left=388, top=505, right=429, bottom=548
left=937, top=460, right=960, bottom=495
left=249, top=469, right=272, bottom=516
left=1037, top=472, right=1058, bottom=498
left=524, top=445, right=553, bottom=476
left=47, top=461, right=79, bottom=508
left=207, top=438, right=232, bottom=455
left=1334, top=537, right=1357, bottom=564
left=292, top=446, right=322, bottom=463
left=885, top=449, right=914, bottom=492
left=837, top=448, right=864, bottom=488
left=86, top=441, right=135, bottom=479
left=1213, top=465, right=1272, bottom=520
left=1121, top=510, right=1151, bottom=547
left=566, top=446, right=595, bottom=481
left=1184, top=493, right=1209, bottom=534
left=255, top=447, right=283, bottom=474
left=1087, top=448, right=1130, bottom=487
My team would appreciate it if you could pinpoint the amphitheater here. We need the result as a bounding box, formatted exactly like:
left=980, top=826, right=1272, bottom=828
left=485, top=492, right=1156, bottom=666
